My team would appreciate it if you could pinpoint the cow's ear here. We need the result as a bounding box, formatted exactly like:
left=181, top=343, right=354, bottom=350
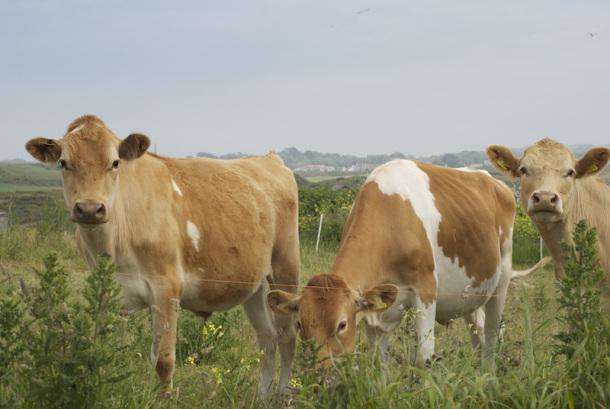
left=486, top=145, right=520, bottom=178
left=267, top=290, right=301, bottom=315
left=357, top=284, right=398, bottom=312
left=575, top=147, right=610, bottom=178
left=25, top=138, right=62, bottom=164
left=119, top=133, right=150, bottom=161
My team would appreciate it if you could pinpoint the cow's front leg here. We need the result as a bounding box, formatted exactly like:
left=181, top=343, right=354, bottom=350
left=364, top=322, right=390, bottom=367
left=414, top=297, right=437, bottom=368
left=150, top=284, right=181, bottom=395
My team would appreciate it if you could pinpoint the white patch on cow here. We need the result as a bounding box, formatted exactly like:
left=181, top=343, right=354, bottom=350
left=69, top=124, right=85, bottom=134
left=366, top=160, right=441, bottom=249
left=458, top=166, right=513, bottom=194
left=186, top=221, right=201, bottom=251
left=171, top=179, right=183, bottom=196
left=456, top=167, right=491, bottom=176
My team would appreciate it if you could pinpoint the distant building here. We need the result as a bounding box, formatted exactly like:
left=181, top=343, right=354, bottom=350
left=293, top=164, right=336, bottom=173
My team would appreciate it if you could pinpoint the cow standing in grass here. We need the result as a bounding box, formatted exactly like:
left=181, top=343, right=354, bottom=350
left=269, top=160, right=543, bottom=369
left=25, top=115, right=300, bottom=396
left=487, top=138, right=610, bottom=308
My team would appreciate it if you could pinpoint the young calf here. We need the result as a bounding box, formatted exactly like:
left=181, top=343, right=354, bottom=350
left=26, top=115, right=300, bottom=395
left=269, top=159, right=534, bottom=369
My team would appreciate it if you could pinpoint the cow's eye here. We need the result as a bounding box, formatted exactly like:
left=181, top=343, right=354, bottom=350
left=519, top=166, right=528, bottom=176
left=565, top=169, right=575, bottom=178
left=337, top=320, right=347, bottom=334
left=111, top=160, right=120, bottom=170
left=58, top=159, right=68, bottom=170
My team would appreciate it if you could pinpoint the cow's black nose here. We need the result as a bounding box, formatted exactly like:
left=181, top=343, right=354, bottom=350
left=72, top=202, right=107, bottom=224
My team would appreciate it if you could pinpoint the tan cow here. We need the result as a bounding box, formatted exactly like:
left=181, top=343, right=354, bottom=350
left=487, top=138, right=610, bottom=300
left=268, top=160, right=540, bottom=369
left=25, top=115, right=300, bottom=396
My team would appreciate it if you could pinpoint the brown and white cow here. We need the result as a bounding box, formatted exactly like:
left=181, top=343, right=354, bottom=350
left=25, top=115, right=300, bottom=395
left=268, top=160, right=540, bottom=369
left=487, top=138, right=610, bottom=300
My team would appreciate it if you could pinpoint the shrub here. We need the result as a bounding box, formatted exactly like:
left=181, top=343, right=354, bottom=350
left=554, top=220, right=610, bottom=408
left=0, top=284, right=26, bottom=409
left=513, top=203, right=542, bottom=265
left=17, top=253, right=142, bottom=409
left=299, top=186, right=357, bottom=245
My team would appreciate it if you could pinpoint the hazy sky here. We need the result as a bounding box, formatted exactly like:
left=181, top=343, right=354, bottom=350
left=1, top=0, right=609, bottom=160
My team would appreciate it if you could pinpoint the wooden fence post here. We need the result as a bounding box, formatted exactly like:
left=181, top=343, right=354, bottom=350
left=315, top=214, right=325, bottom=254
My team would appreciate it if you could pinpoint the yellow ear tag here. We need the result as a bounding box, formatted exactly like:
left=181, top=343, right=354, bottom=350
left=496, top=160, right=509, bottom=171
left=373, top=298, right=387, bottom=311
left=588, top=164, right=599, bottom=174
left=278, top=303, right=293, bottom=314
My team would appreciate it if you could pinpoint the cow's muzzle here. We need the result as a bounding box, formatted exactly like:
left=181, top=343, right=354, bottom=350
left=72, top=202, right=108, bottom=224
left=528, top=191, right=562, bottom=220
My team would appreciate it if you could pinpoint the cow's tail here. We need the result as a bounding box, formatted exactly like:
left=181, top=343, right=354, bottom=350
left=511, top=256, right=552, bottom=279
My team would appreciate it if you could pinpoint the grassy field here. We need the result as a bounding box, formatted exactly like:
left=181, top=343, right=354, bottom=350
left=0, top=174, right=607, bottom=408
left=1, top=220, right=607, bottom=408
left=0, top=162, right=61, bottom=190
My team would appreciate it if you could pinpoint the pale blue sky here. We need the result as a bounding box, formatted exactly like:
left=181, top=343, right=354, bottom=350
left=1, top=0, right=609, bottom=160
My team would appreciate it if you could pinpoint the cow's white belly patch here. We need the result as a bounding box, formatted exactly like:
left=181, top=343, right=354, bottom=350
left=434, top=253, right=500, bottom=322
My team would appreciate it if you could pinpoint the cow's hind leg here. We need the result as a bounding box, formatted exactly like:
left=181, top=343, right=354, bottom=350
left=270, top=232, right=299, bottom=392
left=463, top=308, right=485, bottom=351
left=482, top=247, right=512, bottom=371
left=482, top=279, right=508, bottom=371
left=243, top=280, right=278, bottom=397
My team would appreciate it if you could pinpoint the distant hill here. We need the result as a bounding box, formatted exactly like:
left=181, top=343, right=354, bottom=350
left=0, top=163, right=61, bottom=192
left=2, top=143, right=608, bottom=193
left=196, top=147, right=490, bottom=173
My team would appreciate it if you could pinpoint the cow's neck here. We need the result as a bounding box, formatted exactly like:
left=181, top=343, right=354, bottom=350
left=536, top=176, right=610, bottom=278
left=77, top=223, right=113, bottom=258
left=330, top=238, right=377, bottom=293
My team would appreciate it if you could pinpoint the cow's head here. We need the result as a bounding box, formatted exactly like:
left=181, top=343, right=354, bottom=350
left=267, top=274, right=398, bottom=366
left=25, top=115, right=150, bottom=225
left=487, top=138, right=610, bottom=224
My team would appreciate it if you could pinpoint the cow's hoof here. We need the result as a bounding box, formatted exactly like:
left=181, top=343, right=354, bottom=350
left=425, top=353, right=442, bottom=368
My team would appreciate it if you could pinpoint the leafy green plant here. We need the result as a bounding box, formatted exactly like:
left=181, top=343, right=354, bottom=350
left=176, top=309, right=240, bottom=366
left=299, top=186, right=357, bottom=244
left=19, top=253, right=143, bottom=409
left=513, top=203, right=542, bottom=265
left=554, top=220, right=610, bottom=408
left=0, top=283, right=26, bottom=409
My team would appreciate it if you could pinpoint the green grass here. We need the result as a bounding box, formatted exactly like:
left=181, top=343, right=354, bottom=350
left=1, top=225, right=607, bottom=408
left=0, top=183, right=60, bottom=192
left=0, top=163, right=61, bottom=187
left=0, top=190, right=65, bottom=225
